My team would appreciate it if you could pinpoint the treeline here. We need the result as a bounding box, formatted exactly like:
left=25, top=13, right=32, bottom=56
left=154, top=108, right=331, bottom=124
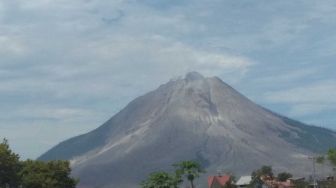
left=141, top=148, right=336, bottom=188
left=0, top=139, right=77, bottom=188
left=141, top=160, right=207, bottom=188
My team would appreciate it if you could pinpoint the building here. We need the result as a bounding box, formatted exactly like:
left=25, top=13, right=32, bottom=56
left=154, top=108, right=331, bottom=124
left=208, top=175, right=232, bottom=188
left=261, top=176, right=305, bottom=188
left=236, top=176, right=252, bottom=187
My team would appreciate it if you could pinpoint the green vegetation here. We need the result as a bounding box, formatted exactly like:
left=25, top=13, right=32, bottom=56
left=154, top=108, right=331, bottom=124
left=327, top=148, right=336, bottom=166
left=292, top=180, right=309, bottom=188
left=250, top=166, right=273, bottom=188
left=173, top=160, right=205, bottom=188
left=277, top=172, right=292, bottom=181
left=251, top=165, right=273, bottom=179
left=19, top=160, right=77, bottom=188
left=140, top=148, right=336, bottom=188
left=141, top=160, right=205, bottom=188
left=316, top=156, right=325, bottom=164
left=249, top=151, right=336, bottom=188
left=141, top=171, right=181, bottom=188
left=0, top=139, right=21, bottom=188
left=0, top=139, right=78, bottom=188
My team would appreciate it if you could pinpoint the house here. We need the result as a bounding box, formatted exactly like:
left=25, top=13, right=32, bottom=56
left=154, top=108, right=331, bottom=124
left=208, top=175, right=232, bottom=188
left=236, top=176, right=252, bottom=187
left=261, top=176, right=304, bottom=188
left=277, top=180, right=295, bottom=188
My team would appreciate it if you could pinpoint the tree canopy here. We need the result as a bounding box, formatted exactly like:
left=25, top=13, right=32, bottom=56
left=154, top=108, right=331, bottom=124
left=277, top=172, right=293, bottom=182
left=173, top=160, right=205, bottom=188
left=141, top=171, right=180, bottom=188
left=252, top=165, right=273, bottom=178
left=327, top=148, right=336, bottom=166
left=142, top=160, right=205, bottom=188
left=0, top=138, right=78, bottom=188
left=250, top=165, right=273, bottom=188
left=20, top=160, right=77, bottom=188
left=0, top=139, right=21, bottom=188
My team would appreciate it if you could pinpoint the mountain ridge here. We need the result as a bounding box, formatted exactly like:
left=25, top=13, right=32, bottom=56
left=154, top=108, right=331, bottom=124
left=39, top=72, right=336, bottom=188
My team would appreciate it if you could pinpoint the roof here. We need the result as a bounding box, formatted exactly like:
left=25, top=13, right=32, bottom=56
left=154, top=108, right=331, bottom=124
left=208, top=175, right=231, bottom=188
left=236, top=176, right=252, bottom=186
left=288, top=177, right=305, bottom=181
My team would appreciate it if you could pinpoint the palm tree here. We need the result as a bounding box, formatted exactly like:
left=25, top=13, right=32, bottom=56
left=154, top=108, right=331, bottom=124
left=141, top=171, right=181, bottom=188
left=173, top=161, right=205, bottom=188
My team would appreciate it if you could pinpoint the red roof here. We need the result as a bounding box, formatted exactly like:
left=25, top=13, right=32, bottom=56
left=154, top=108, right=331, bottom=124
left=208, top=175, right=231, bottom=188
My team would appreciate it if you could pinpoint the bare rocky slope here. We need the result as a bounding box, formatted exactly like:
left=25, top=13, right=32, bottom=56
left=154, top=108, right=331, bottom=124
left=39, top=72, right=336, bottom=188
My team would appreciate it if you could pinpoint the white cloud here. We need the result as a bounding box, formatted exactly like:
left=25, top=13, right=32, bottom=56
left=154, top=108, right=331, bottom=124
left=85, top=35, right=252, bottom=74
left=1, top=0, right=336, bottom=158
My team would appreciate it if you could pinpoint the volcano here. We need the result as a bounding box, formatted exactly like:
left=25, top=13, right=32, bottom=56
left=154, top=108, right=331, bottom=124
left=39, top=72, right=336, bottom=188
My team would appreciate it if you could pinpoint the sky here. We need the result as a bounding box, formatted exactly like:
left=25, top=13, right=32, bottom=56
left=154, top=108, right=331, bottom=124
left=0, top=0, right=335, bottom=159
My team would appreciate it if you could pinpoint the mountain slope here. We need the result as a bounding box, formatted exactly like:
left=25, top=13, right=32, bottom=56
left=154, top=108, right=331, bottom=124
left=39, top=72, right=336, bottom=188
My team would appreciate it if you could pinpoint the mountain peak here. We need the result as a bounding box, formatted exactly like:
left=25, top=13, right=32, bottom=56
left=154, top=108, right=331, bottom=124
left=39, top=72, right=336, bottom=188
left=185, top=71, right=204, bottom=81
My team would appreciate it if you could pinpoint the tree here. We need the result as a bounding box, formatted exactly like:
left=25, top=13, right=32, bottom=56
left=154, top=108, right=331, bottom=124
left=250, top=166, right=273, bottom=188
left=249, top=176, right=262, bottom=188
left=19, top=160, right=78, bottom=188
left=292, top=180, right=309, bottom=188
left=277, top=172, right=292, bottom=182
left=0, top=138, right=78, bottom=188
left=327, top=148, right=336, bottom=167
left=252, top=165, right=273, bottom=179
left=141, top=171, right=181, bottom=188
left=0, top=139, right=21, bottom=188
left=316, top=156, right=325, bottom=164
left=173, top=161, right=205, bottom=188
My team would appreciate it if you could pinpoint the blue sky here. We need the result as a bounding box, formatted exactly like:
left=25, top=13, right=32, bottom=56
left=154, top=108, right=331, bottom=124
left=0, top=0, right=335, bottom=159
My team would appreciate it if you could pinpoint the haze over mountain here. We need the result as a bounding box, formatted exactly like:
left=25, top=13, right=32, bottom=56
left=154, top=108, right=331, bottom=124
left=39, top=72, right=336, bottom=188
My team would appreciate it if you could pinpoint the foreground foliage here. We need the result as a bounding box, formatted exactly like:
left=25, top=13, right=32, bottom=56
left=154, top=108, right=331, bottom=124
left=173, top=160, right=205, bottom=188
left=277, top=172, right=293, bottom=182
left=327, top=148, right=336, bottom=167
left=250, top=166, right=273, bottom=188
left=141, top=171, right=181, bottom=188
left=0, top=139, right=78, bottom=188
left=0, top=139, right=21, bottom=188
left=141, top=160, right=205, bottom=188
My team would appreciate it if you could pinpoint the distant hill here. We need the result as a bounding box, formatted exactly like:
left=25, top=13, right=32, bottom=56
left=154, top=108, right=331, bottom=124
left=39, top=72, right=336, bottom=188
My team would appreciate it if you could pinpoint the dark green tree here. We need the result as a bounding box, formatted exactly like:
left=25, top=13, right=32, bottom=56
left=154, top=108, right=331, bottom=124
left=327, top=148, right=336, bottom=166
left=0, top=138, right=78, bottom=188
left=251, top=165, right=273, bottom=179
left=19, top=160, right=78, bottom=188
left=316, top=156, right=325, bottom=164
left=0, top=139, right=21, bottom=188
left=277, top=172, right=292, bottom=182
left=173, top=160, right=205, bottom=188
left=250, top=166, right=273, bottom=188
left=292, top=180, right=309, bottom=188
left=141, top=171, right=181, bottom=188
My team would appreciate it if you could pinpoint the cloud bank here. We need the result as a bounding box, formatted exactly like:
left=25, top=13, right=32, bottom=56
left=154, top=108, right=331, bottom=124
left=0, top=0, right=335, bottom=158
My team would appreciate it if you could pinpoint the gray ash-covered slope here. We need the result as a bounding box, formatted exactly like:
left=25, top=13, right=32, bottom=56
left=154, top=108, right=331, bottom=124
left=39, top=72, right=336, bottom=188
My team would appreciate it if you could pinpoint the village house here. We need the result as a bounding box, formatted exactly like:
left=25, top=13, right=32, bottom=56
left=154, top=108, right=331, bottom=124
left=236, top=176, right=252, bottom=187
left=261, top=176, right=305, bottom=188
left=208, top=175, right=232, bottom=188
